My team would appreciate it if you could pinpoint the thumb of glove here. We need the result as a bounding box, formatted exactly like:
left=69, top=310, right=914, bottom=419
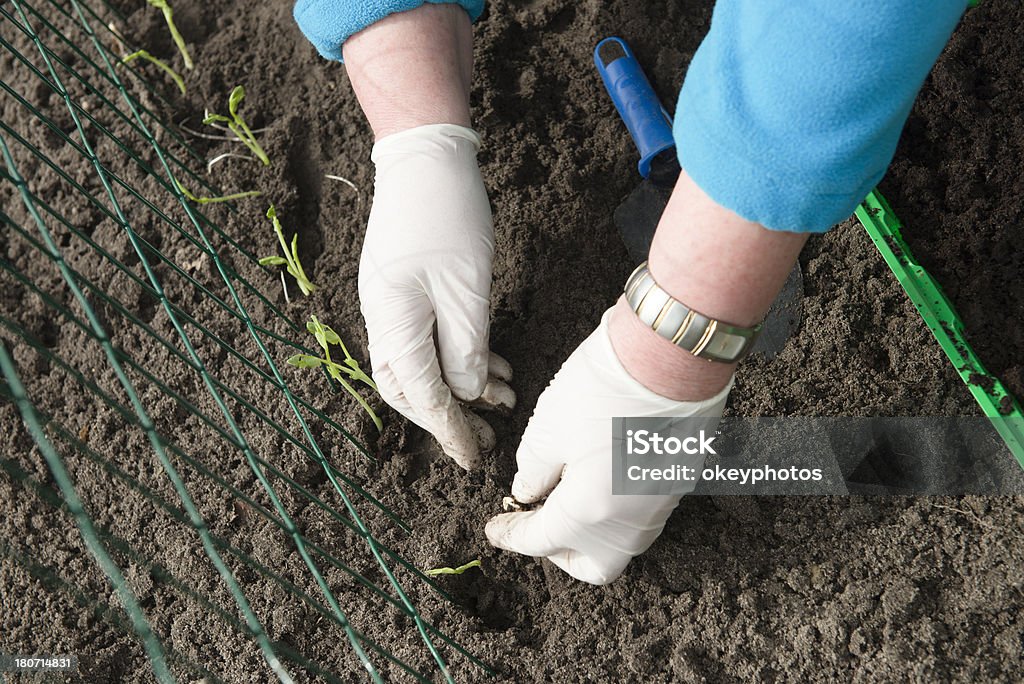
left=484, top=507, right=563, bottom=558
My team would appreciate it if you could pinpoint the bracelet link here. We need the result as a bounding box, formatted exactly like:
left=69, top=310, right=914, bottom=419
left=624, top=262, right=762, bottom=363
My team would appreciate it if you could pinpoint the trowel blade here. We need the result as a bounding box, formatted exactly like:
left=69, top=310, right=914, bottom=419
left=613, top=179, right=803, bottom=360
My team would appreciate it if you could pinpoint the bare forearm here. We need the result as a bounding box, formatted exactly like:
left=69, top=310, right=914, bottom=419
left=343, top=4, right=474, bottom=138
left=609, top=169, right=808, bottom=401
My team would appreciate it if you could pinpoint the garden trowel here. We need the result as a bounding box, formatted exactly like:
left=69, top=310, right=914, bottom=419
left=595, top=37, right=802, bottom=359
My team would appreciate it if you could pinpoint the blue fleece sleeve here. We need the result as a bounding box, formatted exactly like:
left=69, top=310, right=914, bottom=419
left=294, top=0, right=484, bottom=61
left=674, top=1, right=967, bottom=233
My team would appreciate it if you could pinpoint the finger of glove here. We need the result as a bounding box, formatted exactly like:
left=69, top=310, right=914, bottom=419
left=388, top=343, right=482, bottom=470
left=433, top=270, right=492, bottom=402
left=469, top=377, right=516, bottom=412
left=486, top=503, right=631, bottom=584
left=485, top=508, right=564, bottom=558
left=509, top=383, right=571, bottom=502
left=469, top=352, right=516, bottom=412
left=372, top=365, right=431, bottom=433
left=545, top=548, right=631, bottom=586
left=511, top=433, right=565, bottom=504
left=361, top=287, right=438, bottom=430
left=464, top=411, right=496, bottom=452
left=488, top=352, right=513, bottom=382
left=378, top=364, right=495, bottom=462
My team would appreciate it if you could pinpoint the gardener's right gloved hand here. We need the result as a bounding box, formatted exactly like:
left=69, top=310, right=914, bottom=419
left=360, top=123, right=515, bottom=470
left=485, top=308, right=730, bottom=584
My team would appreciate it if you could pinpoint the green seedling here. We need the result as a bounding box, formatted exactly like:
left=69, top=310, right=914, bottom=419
left=288, top=315, right=382, bottom=432
left=121, top=50, right=185, bottom=94
left=174, top=178, right=261, bottom=204
left=425, top=559, right=482, bottom=577
left=146, top=0, right=193, bottom=70
left=203, top=86, right=270, bottom=166
left=260, top=205, right=316, bottom=296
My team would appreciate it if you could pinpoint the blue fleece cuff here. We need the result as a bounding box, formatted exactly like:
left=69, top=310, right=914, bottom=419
left=674, top=0, right=966, bottom=233
left=294, top=0, right=485, bottom=61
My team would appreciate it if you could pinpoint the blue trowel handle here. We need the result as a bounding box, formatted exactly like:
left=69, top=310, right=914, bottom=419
left=594, top=37, right=675, bottom=179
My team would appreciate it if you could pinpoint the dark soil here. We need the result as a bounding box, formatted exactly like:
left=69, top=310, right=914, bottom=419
left=1, top=0, right=1021, bottom=682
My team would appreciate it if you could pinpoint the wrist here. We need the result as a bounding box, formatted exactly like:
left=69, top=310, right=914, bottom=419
left=646, top=172, right=809, bottom=328
left=362, top=107, right=472, bottom=141
left=344, top=4, right=474, bottom=140
left=608, top=296, right=735, bottom=402
left=608, top=169, right=808, bottom=401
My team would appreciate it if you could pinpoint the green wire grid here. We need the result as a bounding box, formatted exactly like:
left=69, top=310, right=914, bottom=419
left=855, top=189, right=1024, bottom=468
left=0, top=344, right=173, bottom=682
left=0, top=0, right=493, bottom=680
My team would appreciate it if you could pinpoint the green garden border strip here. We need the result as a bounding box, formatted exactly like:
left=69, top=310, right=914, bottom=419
left=854, top=189, right=1024, bottom=468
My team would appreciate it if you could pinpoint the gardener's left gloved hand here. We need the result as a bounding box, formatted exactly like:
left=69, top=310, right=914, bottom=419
left=485, top=308, right=731, bottom=585
left=360, top=124, right=515, bottom=470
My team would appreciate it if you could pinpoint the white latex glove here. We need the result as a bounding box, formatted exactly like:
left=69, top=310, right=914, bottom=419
left=485, top=308, right=732, bottom=584
left=360, top=124, right=515, bottom=469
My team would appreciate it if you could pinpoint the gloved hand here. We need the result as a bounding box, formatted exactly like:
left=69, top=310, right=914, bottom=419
left=485, top=308, right=731, bottom=584
left=360, top=124, right=515, bottom=470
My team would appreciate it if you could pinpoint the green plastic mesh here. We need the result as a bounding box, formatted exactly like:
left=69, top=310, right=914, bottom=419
left=0, top=0, right=489, bottom=680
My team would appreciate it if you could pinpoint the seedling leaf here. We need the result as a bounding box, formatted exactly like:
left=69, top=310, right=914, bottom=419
left=228, top=85, right=246, bottom=118
left=258, top=256, right=287, bottom=266
left=286, top=233, right=316, bottom=296
left=290, top=316, right=382, bottom=432
left=342, top=357, right=377, bottom=392
left=321, top=325, right=342, bottom=347
left=425, top=560, right=482, bottom=577
left=121, top=50, right=185, bottom=94
left=202, top=113, right=231, bottom=125
left=307, top=315, right=331, bottom=355
left=174, top=179, right=261, bottom=205
left=287, top=354, right=324, bottom=369
left=306, top=316, right=341, bottom=345
left=262, top=205, right=316, bottom=296
left=205, top=86, right=270, bottom=166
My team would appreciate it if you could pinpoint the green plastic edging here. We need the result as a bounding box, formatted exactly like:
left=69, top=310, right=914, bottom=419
left=854, top=189, right=1024, bottom=469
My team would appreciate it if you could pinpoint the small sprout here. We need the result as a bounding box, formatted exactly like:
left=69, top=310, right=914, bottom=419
left=204, top=86, right=270, bottom=166
left=425, top=559, right=482, bottom=577
left=175, top=178, right=261, bottom=204
left=121, top=49, right=185, bottom=94
left=288, top=315, right=382, bottom=432
left=146, top=0, right=193, bottom=70
left=261, top=205, right=316, bottom=296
